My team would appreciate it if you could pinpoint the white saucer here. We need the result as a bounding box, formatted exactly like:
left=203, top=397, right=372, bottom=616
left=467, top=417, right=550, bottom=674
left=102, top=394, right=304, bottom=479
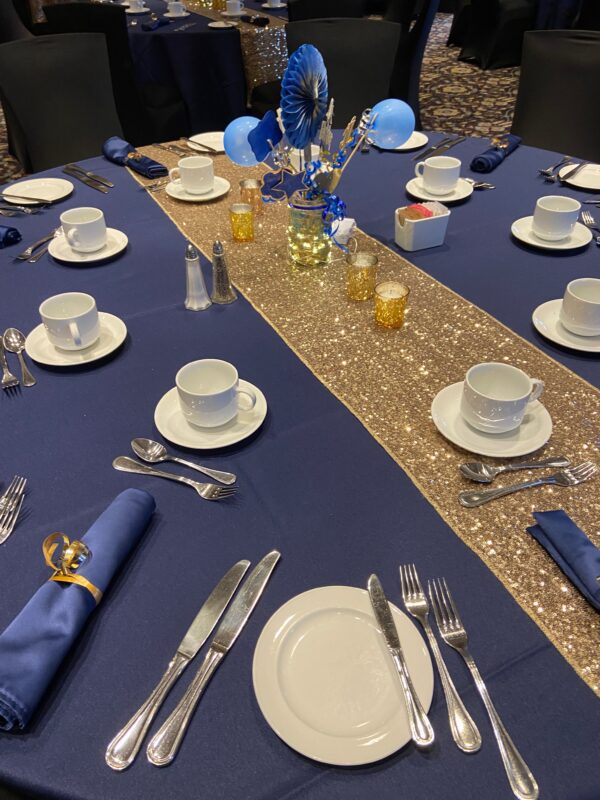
left=532, top=299, right=600, bottom=353
left=48, top=228, right=128, bottom=263
left=375, top=131, right=429, bottom=152
left=154, top=380, right=267, bottom=449
left=406, top=177, right=473, bottom=203
left=126, top=7, right=149, bottom=13
left=25, top=313, right=127, bottom=367
left=558, top=163, right=600, bottom=190
left=511, top=217, right=592, bottom=251
left=1, top=177, right=74, bottom=206
left=164, top=10, right=190, bottom=17
left=208, top=20, right=238, bottom=27
left=221, top=9, right=244, bottom=17
left=165, top=176, right=230, bottom=202
left=253, top=586, right=433, bottom=766
left=187, top=131, right=225, bottom=153
left=262, top=2, right=286, bottom=7
left=431, top=381, right=552, bottom=458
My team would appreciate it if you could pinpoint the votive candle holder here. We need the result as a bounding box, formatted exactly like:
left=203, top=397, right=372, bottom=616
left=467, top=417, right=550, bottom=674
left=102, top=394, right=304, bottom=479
left=346, top=252, right=378, bottom=301
left=240, top=178, right=263, bottom=215
left=375, top=281, right=410, bottom=329
left=230, top=203, right=254, bottom=243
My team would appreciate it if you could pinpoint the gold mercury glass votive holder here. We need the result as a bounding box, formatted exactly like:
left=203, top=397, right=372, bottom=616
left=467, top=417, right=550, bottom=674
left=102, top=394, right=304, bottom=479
left=346, top=252, right=378, bottom=301
left=240, top=179, right=263, bottom=215
left=375, top=281, right=410, bottom=329
left=230, top=203, right=254, bottom=243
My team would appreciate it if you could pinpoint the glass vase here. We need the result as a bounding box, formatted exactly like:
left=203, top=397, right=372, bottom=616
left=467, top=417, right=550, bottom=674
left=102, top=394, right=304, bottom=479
left=287, top=191, right=331, bottom=268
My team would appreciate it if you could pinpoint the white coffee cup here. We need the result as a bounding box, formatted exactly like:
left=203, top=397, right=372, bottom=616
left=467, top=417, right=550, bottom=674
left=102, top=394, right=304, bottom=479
left=129, top=0, right=144, bottom=10
left=559, top=277, right=600, bottom=336
left=169, top=156, right=214, bottom=195
left=226, top=0, right=242, bottom=13
left=176, top=359, right=257, bottom=428
left=460, top=362, right=544, bottom=434
left=531, top=195, right=581, bottom=241
left=167, top=1, right=185, bottom=14
left=60, top=207, right=107, bottom=253
left=415, top=156, right=461, bottom=196
left=39, top=292, right=100, bottom=351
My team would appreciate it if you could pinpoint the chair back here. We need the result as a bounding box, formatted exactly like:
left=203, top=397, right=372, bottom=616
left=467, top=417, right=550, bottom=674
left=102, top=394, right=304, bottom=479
left=287, top=0, right=367, bottom=23
left=384, top=0, right=420, bottom=25
left=0, top=33, right=123, bottom=172
left=575, top=0, right=600, bottom=30
left=286, top=19, right=402, bottom=124
left=1, top=1, right=33, bottom=42
left=512, top=30, right=600, bottom=161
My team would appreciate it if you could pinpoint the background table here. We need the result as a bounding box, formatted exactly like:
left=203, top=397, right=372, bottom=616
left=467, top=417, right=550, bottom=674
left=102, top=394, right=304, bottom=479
left=0, top=134, right=598, bottom=800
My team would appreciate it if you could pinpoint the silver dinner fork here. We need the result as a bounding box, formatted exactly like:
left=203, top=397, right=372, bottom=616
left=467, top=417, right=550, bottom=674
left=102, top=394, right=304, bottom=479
left=538, top=155, right=571, bottom=177
left=0, top=338, right=18, bottom=390
left=399, top=564, right=481, bottom=753
left=429, top=578, right=539, bottom=800
left=112, top=457, right=236, bottom=501
left=14, top=228, right=58, bottom=261
left=0, top=476, right=27, bottom=544
left=580, top=210, right=600, bottom=246
left=459, top=461, right=597, bottom=507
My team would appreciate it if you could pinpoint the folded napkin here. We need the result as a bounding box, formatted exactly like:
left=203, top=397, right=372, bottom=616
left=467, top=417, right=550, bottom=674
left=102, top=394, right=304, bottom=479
left=141, top=17, right=170, bottom=31
left=0, top=224, right=22, bottom=249
left=102, top=136, right=168, bottom=179
left=241, top=14, right=269, bottom=26
left=0, top=488, right=155, bottom=731
left=470, top=134, right=521, bottom=173
left=527, top=510, right=600, bottom=611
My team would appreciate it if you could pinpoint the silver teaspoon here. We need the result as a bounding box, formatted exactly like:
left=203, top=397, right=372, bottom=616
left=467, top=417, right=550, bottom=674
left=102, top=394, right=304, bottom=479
left=131, top=438, right=236, bottom=485
left=460, top=455, right=571, bottom=484
left=3, top=329, right=36, bottom=387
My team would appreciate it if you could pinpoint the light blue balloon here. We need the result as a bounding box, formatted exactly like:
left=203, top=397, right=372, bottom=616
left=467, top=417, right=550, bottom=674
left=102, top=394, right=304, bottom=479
left=224, top=116, right=261, bottom=166
left=370, top=99, right=415, bottom=149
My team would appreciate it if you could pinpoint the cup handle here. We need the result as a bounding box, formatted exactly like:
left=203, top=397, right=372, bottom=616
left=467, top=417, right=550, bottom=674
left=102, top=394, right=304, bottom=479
left=415, top=162, right=425, bottom=180
left=68, top=321, right=82, bottom=348
left=529, top=379, right=544, bottom=404
left=169, top=168, right=180, bottom=183
left=65, top=229, right=80, bottom=249
left=236, top=387, right=256, bottom=412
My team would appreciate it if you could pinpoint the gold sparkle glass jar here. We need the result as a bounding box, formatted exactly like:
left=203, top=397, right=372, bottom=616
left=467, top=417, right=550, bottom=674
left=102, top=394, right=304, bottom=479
left=240, top=179, right=263, bottom=215
left=346, top=253, right=378, bottom=301
left=375, top=281, right=410, bottom=329
left=230, top=203, right=254, bottom=243
left=287, top=191, right=331, bottom=268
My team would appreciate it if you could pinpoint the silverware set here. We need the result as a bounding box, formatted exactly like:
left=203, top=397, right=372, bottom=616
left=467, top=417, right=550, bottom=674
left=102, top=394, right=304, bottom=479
left=62, top=163, right=114, bottom=193
left=0, top=476, right=27, bottom=544
left=580, top=209, right=600, bottom=246
left=106, top=550, right=280, bottom=769
left=152, top=142, right=189, bottom=157
left=112, top=438, right=237, bottom=500
left=371, top=567, right=538, bottom=800
left=460, top=455, right=571, bottom=483
left=412, top=134, right=466, bottom=161
left=14, top=228, right=61, bottom=263
left=1, top=328, right=36, bottom=388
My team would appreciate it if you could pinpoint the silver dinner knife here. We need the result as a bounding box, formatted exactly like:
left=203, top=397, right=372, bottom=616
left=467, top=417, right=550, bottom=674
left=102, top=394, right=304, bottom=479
left=62, top=166, right=108, bottom=193
left=65, top=163, right=114, bottom=188
left=146, top=550, right=281, bottom=766
left=105, top=559, right=250, bottom=771
left=368, top=574, right=435, bottom=749
left=559, top=161, right=589, bottom=183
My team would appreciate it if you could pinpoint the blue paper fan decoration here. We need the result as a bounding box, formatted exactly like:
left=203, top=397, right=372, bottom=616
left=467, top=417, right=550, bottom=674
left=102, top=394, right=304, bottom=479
left=280, top=45, right=328, bottom=150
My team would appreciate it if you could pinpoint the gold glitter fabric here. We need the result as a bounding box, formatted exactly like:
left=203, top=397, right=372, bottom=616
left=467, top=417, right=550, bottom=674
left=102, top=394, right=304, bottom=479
left=135, top=147, right=600, bottom=695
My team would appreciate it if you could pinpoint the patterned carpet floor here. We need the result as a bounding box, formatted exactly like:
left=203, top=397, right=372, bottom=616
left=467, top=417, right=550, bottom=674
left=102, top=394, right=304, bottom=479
left=0, top=13, right=519, bottom=184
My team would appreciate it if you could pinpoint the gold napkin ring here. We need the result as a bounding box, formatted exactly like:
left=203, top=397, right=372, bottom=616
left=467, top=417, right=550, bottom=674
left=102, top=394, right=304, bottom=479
left=43, top=533, right=102, bottom=605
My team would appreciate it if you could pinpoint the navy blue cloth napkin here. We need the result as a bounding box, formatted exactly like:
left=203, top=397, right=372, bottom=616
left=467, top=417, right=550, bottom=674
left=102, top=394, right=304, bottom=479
left=241, top=14, right=269, bottom=26
left=470, top=134, right=521, bottom=173
left=0, top=225, right=21, bottom=249
left=102, top=136, right=168, bottom=179
left=0, top=488, right=155, bottom=731
left=527, top=510, right=600, bottom=611
left=141, top=17, right=170, bottom=31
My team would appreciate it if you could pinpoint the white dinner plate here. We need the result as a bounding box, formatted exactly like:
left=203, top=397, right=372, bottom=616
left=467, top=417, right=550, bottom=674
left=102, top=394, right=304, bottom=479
left=187, top=131, right=225, bottom=153
left=165, top=176, right=230, bottom=202
left=253, top=586, right=434, bottom=766
left=25, top=313, right=127, bottom=367
left=261, top=2, right=286, bottom=8
left=558, top=163, right=600, bottom=190
left=1, top=177, right=74, bottom=206
left=221, top=9, right=244, bottom=17
left=511, top=217, right=592, bottom=251
left=532, top=299, right=600, bottom=353
left=208, top=20, right=239, bottom=27
left=406, top=177, right=473, bottom=203
left=125, top=7, right=150, bottom=14
left=164, top=10, right=190, bottom=17
left=373, top=131, right=429, bottom=152
left=431, top=381, right=552, bottom=458
left=154, top=380, right=267, bottom=449
left=48, top=228, right=128, bottom=264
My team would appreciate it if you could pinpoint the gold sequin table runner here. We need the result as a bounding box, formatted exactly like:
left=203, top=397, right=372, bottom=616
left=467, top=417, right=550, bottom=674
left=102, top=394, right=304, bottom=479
left=135, top=147, right=600, bottom=695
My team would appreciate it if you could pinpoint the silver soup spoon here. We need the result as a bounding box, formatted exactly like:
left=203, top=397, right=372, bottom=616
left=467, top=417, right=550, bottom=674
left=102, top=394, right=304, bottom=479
left=460, top=455, right=571, bottom=484
left=131, top=438, right=236, bottom=485
left=3, top=329, right=36, bottom=387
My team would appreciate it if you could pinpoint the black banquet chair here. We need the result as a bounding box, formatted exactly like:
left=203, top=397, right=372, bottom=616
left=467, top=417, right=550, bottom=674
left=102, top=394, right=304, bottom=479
left=575, top=0, right=600, bottom=30
left=384, top=0, right=420, bottom=25
left=287, top=0, right=368, bottom=22
left=0, top=1, right=32, bottom=43
left=459, top=0, right=537, bottom=69
left=0, top=33, right=123, bottom=172
left=511, top=30, right=600, bottom=162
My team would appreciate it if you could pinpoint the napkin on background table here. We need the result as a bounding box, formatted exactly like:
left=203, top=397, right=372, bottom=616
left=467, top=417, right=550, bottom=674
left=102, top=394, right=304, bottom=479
left=470, top=134, right=521, bottom=173
left=0, top=488, right=156, bottom=731
left=0, top=225, right=22, bottom=248
left=102, top=136, right=168, bottom=179
left=527, top=510, right=600, bottom=611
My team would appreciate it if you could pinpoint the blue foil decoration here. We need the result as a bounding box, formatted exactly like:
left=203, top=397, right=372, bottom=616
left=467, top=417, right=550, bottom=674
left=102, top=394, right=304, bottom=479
left=280, top=45, right=328, bottom=150
left=261, top=169, right=305, bottom=202
left=248, top=111, right=283, bottom=163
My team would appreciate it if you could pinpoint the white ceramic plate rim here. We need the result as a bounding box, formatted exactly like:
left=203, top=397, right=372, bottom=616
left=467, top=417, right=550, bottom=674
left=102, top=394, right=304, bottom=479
left=165, top=176, right=230, bottom=202
left=25, top=313, right=127, bottom=366
left=253, top=586, right=433, bottom=766
left=154, top=380, right=267, bottom=448
left=187, top=132, right=225, bottom=152
left=48, top=228, right=128, bottom=263
left=208, top=20, right=239, bottom=27
left=406, top=176, right=473, bottom=202
left=558, top=163, right=600, bottom=190
left=125, top=7, right=150, bottom=13
left=511, top=217, right=592, bottom=250
left=1, top=177, right=74, bottom=205
left=532, top=299, right=600, bottom=352
left=431, top=381, right=552, bottom=457
left=164, top=10, right=190, bottom=17
left=374, top=131, right=429, bottom=152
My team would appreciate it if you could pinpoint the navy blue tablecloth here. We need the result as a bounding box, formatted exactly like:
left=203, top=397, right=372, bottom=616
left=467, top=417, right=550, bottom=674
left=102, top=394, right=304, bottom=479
left=0, top=136, right=598, bottom=799
left=128, top=0, right=247, bottom=134
left=535, top=0, right=581, bottom=28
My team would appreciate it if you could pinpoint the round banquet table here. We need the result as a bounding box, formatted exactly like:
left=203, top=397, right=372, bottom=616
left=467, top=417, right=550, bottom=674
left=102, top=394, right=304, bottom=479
left=0, top=133, right=599, bottom=800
